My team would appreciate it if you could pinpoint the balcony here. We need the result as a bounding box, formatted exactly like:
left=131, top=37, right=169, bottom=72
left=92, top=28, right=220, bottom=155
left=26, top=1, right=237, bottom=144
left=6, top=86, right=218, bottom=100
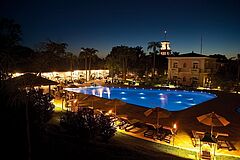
left=171, top=68, right=179, bottom=72
left=191, top=68, right=200, bottom=73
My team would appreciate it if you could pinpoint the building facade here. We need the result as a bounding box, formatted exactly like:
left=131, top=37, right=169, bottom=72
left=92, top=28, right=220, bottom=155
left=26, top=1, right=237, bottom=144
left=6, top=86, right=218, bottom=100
left=167, top=52, right=217, bottom=87
left=13, top=69, right=109, bottom=82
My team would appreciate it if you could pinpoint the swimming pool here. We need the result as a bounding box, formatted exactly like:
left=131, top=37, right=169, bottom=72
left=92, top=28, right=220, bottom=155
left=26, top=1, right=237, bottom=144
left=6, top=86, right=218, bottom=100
left=65, top=86, right=217, bottom=111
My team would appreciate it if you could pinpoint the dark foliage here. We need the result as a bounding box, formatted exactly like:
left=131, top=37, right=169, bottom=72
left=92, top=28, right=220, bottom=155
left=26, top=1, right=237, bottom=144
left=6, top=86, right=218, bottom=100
left=0, top=84, right=54, bottom=160
left=27, top=90, right=54, bottom=129
left=97, top=114, right=116, bottom=142
left=60, top=108, right=116, bottom=143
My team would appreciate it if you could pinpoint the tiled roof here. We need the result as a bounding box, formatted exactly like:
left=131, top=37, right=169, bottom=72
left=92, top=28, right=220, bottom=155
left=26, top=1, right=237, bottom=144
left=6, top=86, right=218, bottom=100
left=178, top=52, right=207, bottom=57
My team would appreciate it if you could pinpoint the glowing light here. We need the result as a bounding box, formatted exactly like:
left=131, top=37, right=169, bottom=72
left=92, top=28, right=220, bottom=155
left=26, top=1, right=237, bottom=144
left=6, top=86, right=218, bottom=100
left=173, top=123, right=177, bottom=129
left=120, top=92, right=126, bottom=94
left=139, top=92, right=144, bottom=95
left=74, top=99, right=77, bottom=103
left=140, top=97, right=146, bottom=99
left=160, top=97, right=165, bottom=100
left=159, top=93, right=163, bottom=95
left=121, top=97, right=127, bottom=100
left=177, top=94, right=182, bottom=97
left=188, top=103, right=196, bottom=106
left=187, top=98, right=193, bottom=100
left=106, top=87, right=111, bottom=99
left=97, top=88, right=103, bottom=97
left=176, top=101, right=182, bottom=104
left=108, top=110, right=112, bottom=114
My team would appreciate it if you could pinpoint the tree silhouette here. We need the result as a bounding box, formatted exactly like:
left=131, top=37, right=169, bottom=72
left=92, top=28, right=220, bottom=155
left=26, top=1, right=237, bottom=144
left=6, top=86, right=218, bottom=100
left=0, top=17, right=22, bottom=48
left=79, top=48, right=98, bottom=81
left=0, top=18, right=22, bottom=81
left=147, top=41, right=161, bottom=77
left=34, top=40, right=68, bottom=73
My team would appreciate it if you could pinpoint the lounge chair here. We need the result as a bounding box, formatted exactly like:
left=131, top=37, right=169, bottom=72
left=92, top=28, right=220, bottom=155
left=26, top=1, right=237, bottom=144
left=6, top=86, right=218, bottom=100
left=192, top=130, right=205, bottom=147
left=144, top=123, right=157, bottom=139
left=117, top=117, right=130, bottom=129
left=157, top=126, right=176, bottom=143
left=201, top=150, right=211, bottom=160
left=124, top=119, right=141, bottom=132
left=216, top=132, right=233, bottom=151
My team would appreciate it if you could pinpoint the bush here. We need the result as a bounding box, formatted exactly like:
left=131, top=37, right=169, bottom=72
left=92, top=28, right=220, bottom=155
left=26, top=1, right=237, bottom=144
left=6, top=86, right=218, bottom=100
left=60, top=108, right=116, bottom=142
left=97, top=114, right=116, bottom=142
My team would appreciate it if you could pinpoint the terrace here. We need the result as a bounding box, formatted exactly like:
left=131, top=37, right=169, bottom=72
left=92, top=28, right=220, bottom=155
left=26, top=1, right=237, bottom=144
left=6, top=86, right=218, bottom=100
left=52, top=86, right=240, bottom=160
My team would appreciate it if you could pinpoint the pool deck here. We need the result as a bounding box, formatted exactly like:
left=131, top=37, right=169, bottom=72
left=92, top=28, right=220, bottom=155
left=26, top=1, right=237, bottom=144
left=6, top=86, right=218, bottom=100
left=54, top=87, right=240, bottom=159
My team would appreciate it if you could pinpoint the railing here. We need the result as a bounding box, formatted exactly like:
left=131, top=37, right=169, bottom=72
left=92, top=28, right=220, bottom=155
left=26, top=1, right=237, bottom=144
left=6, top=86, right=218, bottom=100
left=191, top=68, right=200, bottom=73
left=171, top=68, right=179, bottom=72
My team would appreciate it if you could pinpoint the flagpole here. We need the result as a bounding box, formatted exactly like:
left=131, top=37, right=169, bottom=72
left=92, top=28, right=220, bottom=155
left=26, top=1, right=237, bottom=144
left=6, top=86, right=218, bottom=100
left=211, top=124, right=213, bottom=136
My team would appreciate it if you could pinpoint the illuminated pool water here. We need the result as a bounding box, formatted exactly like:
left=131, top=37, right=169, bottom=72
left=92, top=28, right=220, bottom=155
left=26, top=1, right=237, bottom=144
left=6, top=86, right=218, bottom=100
left=65, top=86, right=217, bottom=111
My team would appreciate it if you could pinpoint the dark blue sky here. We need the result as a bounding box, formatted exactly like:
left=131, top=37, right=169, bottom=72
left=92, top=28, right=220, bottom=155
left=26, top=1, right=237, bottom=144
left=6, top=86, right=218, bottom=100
left=1, top=0, right=240, bottom=58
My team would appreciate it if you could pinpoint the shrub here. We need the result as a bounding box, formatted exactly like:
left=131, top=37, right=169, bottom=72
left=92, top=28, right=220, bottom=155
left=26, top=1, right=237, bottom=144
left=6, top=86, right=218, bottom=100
left=60, top=108, right=116, bottom=142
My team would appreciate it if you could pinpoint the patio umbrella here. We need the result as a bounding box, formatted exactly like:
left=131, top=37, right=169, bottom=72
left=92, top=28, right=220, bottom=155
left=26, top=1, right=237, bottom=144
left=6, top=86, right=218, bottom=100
left=9, top=73, right=58, bottom=87
left=105, top=98, right=126, bottom=116
left=144, top=107, right=171, bottom=129
left=81, top=94, right=101, bottom=109
left=197, top=112, right=230, bottom=135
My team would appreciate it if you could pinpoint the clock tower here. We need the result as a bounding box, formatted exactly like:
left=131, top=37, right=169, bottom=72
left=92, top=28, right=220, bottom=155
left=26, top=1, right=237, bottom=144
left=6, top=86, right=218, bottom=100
left=160, top=31, right=171, bottom=56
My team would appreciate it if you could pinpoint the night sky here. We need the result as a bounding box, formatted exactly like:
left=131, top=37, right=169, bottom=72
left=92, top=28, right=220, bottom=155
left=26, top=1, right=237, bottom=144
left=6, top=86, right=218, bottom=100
left=1, top=0, right=240, bottom=58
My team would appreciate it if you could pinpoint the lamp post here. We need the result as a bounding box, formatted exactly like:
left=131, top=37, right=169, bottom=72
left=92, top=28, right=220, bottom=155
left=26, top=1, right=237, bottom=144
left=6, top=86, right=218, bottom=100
left=62, top=91, right=66, bottom=111
left=173, top=123, right=177, bottom=146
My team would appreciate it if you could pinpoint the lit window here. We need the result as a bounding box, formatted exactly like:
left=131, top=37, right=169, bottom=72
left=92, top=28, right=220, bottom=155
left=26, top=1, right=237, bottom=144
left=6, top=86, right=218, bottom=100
left=193, top=63, right=199, bottom=69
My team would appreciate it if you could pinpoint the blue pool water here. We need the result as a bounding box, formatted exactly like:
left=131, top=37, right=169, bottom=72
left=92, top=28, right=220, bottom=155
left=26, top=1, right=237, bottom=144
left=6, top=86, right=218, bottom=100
left=65, top=86, right=217, bottom=111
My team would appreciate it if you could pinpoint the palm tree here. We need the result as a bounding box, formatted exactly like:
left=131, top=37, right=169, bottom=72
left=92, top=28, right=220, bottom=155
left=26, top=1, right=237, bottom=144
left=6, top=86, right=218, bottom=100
left=79, top=48, right=98, bottom=81
left=105, top=55, right=119, bottom=83
left=79, top=48, right=89, bottom=82
left=88, top=48, right=98, bottom=80
left=147, top=41, right=161, bottom=77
